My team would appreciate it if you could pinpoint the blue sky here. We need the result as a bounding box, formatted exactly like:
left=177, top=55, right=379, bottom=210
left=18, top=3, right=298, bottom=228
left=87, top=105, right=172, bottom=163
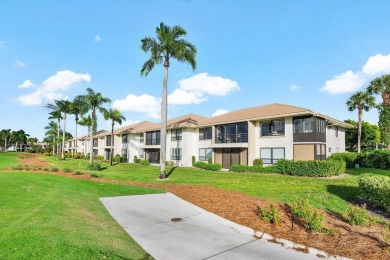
left=1, top=1, right=390, bottom=140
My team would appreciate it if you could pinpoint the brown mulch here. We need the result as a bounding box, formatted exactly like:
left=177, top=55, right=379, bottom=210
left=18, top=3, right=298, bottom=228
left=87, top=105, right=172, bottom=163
left=7, top=156, right=390, bottom=260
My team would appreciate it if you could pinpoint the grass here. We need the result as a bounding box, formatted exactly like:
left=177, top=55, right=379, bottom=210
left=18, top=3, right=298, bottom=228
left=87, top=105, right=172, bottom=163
left=0, top=152, right=162, bottom=259
left=41, top=154, right=390, bottom=215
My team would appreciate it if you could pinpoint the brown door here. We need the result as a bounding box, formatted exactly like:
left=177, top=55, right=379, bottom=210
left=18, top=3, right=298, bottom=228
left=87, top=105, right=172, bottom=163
left=222, top=148, right=240, bottom=168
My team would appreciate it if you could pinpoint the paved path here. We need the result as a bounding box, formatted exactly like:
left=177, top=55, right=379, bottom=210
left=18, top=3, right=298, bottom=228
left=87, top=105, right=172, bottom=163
left=100, top=193, right=319, bottom=260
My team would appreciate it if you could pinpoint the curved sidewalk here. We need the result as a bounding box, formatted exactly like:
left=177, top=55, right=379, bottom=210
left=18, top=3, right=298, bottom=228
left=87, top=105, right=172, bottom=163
left=100, top=193, right=328, bottom=260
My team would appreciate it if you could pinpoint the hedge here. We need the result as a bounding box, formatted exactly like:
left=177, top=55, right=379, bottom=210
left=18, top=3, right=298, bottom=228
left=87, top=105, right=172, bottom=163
left=328, top=152, right=358, bottom=168
left=358, top=173, right=390, bottom=213
left=193, top=161, right=222, bottom=171
left=356, top=150, right=390, bottom=170
left=276, top=159, right=345, bottom=177
left=230, top=164, right=279, bottom=173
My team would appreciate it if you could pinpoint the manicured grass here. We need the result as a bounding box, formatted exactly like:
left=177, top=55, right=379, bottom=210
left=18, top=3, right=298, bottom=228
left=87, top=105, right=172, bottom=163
left=40, top=155, right=390, bottom=215
left=0, top=153, right=162, bottom=259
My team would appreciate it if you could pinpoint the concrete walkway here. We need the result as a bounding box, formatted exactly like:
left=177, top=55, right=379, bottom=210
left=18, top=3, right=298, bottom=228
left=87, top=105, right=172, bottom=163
left=100, top=193, right=319, bottom=260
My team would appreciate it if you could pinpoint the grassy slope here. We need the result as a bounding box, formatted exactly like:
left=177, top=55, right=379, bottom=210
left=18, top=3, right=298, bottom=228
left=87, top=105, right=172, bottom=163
left=0, top=153, right=162, bottom=259
left=42, top=155, right=390, bottom=214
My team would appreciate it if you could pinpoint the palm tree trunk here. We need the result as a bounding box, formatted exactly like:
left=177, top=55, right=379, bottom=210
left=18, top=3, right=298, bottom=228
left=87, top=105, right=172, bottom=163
left=57, top=119, right=60, bottom=155
left=5, top=138, right=7, bottom=153
left=110, top=122, right=114, bottom=166
left=52, top=136, right=55, bottom=156
left=62, top=113, right=66, bottom=160
left=90, top=132, right=93, bottom=164
left=75, top=119, right=78, bottom=154
left=160, top=62, right=169, bottom=179
left=358, top=108, right=362, bottom=153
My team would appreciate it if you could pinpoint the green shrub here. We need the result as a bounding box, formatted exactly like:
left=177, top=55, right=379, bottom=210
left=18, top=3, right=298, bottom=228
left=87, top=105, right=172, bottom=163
left=87, top=162, right=102, bottom=171
left=258, top=203, right=282, bottom=225
left=74, top=171, right=83, bottom=175
left=193, top=161, right=222, bottom=171
left=139, top=160, right=150, bottom=166
left=43, top=168, right=49, bottom=171
left=63, top=167, right=72, bottom=173
left=165, top=161, right=174, bottom=167
left=51, top=167, right=59, bottom=172
left=207, top=157, right=212, bottom=164
left=344, top=204, right=371, bottom=226
left=253, top=158, right=263, bottom=166
left=90, top=173, right=100, bottom=178
left=192, top=156, right=196, bottom=166
left=305, top=209, right=325, bottom=232
left=133, top=155, right=140, bottom=163
left=358, top=173, right=390, bottom=213
left=93, top=155, right=104, bottom=161
left=328, top=152, right=358, bottom=168
left=291, top=198, right=312, bottom=220
left=276, top=159, right=345, bottom=177
left=230, top=164, right=279, bottom=173
left=356, top=150, right=390, bottom=169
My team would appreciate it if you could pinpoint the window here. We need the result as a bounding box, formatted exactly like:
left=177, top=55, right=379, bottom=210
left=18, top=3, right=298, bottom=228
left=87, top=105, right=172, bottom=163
left=260, top=148, right=285, bottom=164
left=336, top=127, right=339, bottom=137
left=315, top=144, right=326, bottom=160
left=170, top=148, right=182, bottom=160
left=106, top=135, right=112, bottom=146
left=93, top=138, right=98, bottom=147
left=171, top=129, right=182, bottom=141
left=215, top=122, right=248, bottom=143
left=69, top=141, right=72, bottom=148
left=329, top=147, right=332, bottom=153
left=199, top=127, right=212, bottom=140
left=121, top=149, right=127, bottom=159
left=260, top=120, right=285, bottom=136
left=146, top=131, right=160, bottom=145
left=199, top=148, right=212, bottom=161
left=140, top=133, right=144, bottom=143
left=122, top=134, right=128, bottom=143
left=294, top=117, right=315, bottom=133
left=139, top=148, right=144, bottom=159
left=317, top=119, right=326, bottom=133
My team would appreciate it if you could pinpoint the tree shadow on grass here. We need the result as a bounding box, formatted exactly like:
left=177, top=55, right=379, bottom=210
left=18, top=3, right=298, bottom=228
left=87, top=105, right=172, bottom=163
left=327, top=185, right=360, bottom=204
left=166, top=167, right=177, bottom=178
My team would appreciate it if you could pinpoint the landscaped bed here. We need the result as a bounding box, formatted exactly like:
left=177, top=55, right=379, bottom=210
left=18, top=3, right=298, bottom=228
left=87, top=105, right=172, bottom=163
left=3, top=153, right=390, bottom=259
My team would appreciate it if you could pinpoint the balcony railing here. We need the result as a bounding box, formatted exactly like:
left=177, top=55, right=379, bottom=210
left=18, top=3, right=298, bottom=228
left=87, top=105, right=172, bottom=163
left=216, top=133, right=248, bottom=143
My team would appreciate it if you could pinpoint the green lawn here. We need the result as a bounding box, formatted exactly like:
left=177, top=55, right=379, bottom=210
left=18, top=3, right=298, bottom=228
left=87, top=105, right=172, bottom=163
left=0, top=153, right=163, bottom=259
left=41, top=154, right=390, bottom=215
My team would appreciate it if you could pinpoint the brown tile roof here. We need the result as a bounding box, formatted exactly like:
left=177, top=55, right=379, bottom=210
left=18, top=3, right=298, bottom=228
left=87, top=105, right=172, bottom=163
left=93, top=130, right=110, bottom=138
left=140, top=114, right=208, bottom=131
left=113, top=121, right=160, bottom=134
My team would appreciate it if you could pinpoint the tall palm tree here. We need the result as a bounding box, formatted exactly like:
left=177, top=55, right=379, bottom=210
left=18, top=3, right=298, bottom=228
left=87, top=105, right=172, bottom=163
left=48, top=109, right=62, bottom=155
left=77, top=88, right=111, bottom=163
left=346, top=91, right=375, bottom=153
left=103, top=108, right=126, bottom=166
left=10, top=129, right=29, bottom=152
left=367, top=74, right=390, bottom=147
left=78, top=115, right=96, bottom=155
left=140, top=22, right=197, bottom=179
left=44, top=121, right=58, bottom=156
left=70, top=96, right=88, bottom=154
left=1, top=129, right=11, bottom=152
left=47, top=100, right=72, bottom=160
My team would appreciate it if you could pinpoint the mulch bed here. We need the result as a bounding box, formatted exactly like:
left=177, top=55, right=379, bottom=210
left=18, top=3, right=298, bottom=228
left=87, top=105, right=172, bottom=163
left=6, top=156, right=390, bottom=259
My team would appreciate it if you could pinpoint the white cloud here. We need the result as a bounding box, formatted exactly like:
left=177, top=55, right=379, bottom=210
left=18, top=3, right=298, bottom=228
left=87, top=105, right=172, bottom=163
left=212, top=109, right=229, bottom=117
left=320, top=70, right=365, bottom=94
left=113, top=93, right=161, bottom=119
left=362, top=54, right=390, bottom=75
left=94, top=34, right=101, bottom=42
left=18, top=80, right=36, bottom=89
left=14, top=60, right=26, bottom=68
left=178, top=72, right=240, bottom=96
left=290, top=84, right=301, bottom=91
left=17, top=70, right=91, bottom=106
left=168, top=89, right=207, bottom=105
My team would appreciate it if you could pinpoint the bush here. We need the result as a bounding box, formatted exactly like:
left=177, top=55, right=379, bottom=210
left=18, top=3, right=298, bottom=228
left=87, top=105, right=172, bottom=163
left=192, top=156, right=196, bottom=166
left=258, top=203, right=282, bottom=225
left=291, top=198, right=325, bottom=232
left=276, top=159, right=345, bottom=177
left=63, top=167, right=72, bottom=173
left=253, top=158, right=263, bottom=166
left=230, top=164, right=279, bottom=173
left=74, top=171, right=83, bottom=175
left=90, top=173, right=100, bottom=178
left=93, top=155, right=104, bottom=161
left=207, top=156, right=212, bottom=164
left=305, top=209, right=325, bottom=232
left=193, top=161, right=222, bottom=171
left=139, top=160, right=150, bottom=166
left=356, top=150, right=390, bottom=169
left=133, top=155, right=140, bottom=163
left=291, top=198, right=312, bottom=220
left=358, top=173, right=390, bottom=213
left=87, top=162, right=102, bottom=171
left=51, top=167, right=59, bottom=172
left=328, top=152, right=358, bottom=168
left=344, top=204, right=371, bottom=226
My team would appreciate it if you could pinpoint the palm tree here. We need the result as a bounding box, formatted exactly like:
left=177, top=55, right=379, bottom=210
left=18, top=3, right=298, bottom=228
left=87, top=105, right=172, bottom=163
left=140, top=22, right=197, bottom=179
left=78, top=115, right=95, bottom=156
left=10, top=129, right=29, bottom=152
left=47, top=100, right=72, bottom=160
left=77, top=88, right=111, bottom=163
left=44, top=121, right=58, bottom=156
left=103, top=108, right=126, bottom=166
left=1, top=129, right=11, bottom=152
left=70, top=96, right=88, bottom=155
left=367, top=74, right=390, bottom=147
left=346, top=91, right=375, bottom=153
left=48, top=109, right=62, bottom=155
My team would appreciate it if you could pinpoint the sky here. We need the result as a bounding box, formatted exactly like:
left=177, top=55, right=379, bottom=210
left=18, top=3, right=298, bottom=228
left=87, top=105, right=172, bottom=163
left=1, top=1, right=390, bottom=141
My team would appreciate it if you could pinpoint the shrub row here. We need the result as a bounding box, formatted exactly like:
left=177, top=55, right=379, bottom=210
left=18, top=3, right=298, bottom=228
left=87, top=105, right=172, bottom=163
left=358, top=173, right=390, bottom=213
left=328, top=152, right=358, bottom=168
left=193, top=161, right=222, bottom=171
left=276, top=159, right=345, bottom=177
left=230, top=164, right=279, bottom=173
left=356, top=150, right=390, bottom=169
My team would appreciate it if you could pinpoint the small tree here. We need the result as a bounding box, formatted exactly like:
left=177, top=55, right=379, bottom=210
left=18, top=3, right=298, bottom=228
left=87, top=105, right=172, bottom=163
left=103, top=108, right=126, bottom=166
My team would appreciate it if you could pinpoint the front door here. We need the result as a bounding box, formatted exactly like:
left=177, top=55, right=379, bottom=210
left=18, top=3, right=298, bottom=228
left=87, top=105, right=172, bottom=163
left=222, top=148, right=240, bottom=168
left=147, top=149, right=160, bottom=163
